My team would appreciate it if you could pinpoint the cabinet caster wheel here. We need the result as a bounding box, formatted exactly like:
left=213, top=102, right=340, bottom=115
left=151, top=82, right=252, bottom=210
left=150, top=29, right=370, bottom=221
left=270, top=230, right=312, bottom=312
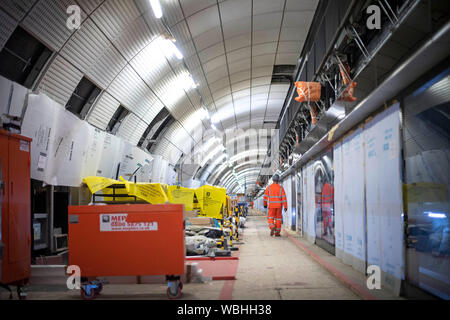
left=81, top=286, right=97, bottom=300
left=94, top=283, right=103, bottom=294
left=167, top=282, right=183, bottom=300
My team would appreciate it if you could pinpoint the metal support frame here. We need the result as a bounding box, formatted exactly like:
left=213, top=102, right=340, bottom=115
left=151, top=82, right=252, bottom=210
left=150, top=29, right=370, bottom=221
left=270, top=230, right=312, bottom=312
left=349, top=24, right=371, bottom=59
left=378, top=0, right=399, bottom=25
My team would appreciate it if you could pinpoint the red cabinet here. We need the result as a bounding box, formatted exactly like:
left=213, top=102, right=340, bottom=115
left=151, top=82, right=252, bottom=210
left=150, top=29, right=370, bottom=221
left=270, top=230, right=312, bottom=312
left=0, top=129, right=31, bottom=285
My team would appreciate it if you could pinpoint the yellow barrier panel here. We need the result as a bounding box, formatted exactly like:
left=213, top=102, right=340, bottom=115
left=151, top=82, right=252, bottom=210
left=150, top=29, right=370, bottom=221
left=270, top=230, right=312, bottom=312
left=195, top=185, right=227, bottom=219
left=120, top=177, right=168, bottom=204
left=83, top=176, right=119, bottom=194
left=167, top=186, right=195, bottom=211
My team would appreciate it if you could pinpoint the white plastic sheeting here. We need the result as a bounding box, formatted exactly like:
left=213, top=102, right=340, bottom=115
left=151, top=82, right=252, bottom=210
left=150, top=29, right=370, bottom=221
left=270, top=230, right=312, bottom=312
left=282, top=175, right=293, bottom=229
left=364, top=103, right=403, bottom=295
left=0, top=75, right=28, bottom=118
left=21, top=93, right=154, bottom=187
left=302, top=162, right=316, bottom=243
left=334, top=141, right=344, bottom=259
left=335, top=127, right=366, bottom=273
left=333, top=104, right=403, bottom=294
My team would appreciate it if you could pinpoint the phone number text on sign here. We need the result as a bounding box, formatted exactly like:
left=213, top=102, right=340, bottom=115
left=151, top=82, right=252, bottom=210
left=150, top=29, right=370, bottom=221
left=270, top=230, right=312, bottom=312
left=100, top=214, right=158, bottom=232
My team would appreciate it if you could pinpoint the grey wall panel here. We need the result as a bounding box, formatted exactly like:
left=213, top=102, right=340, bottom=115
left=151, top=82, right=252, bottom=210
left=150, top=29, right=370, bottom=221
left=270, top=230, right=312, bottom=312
left=0, top=0, right=36, bottom=21
left=0, top=9, right=18, bottom=51
left=23, top=0, right=86, bottom=51
left=38, top=54, right=84, bottom=106
left=87, top=91, right=121, bottom=130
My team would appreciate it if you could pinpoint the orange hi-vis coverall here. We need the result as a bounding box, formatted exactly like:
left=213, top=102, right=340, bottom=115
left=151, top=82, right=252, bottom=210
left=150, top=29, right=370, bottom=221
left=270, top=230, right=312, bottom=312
left=321, top=182, right=334, bottom=235
left=263, top=183, right=287, bottom=236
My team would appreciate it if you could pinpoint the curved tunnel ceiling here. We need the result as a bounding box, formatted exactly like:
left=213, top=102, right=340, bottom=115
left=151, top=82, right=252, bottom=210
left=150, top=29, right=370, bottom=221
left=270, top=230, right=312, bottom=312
left=1, top=0, right=319, bottom=193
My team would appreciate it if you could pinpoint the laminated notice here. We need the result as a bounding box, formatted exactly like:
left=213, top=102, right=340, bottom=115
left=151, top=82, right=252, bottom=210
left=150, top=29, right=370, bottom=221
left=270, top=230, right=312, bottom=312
left=83, top=176, right=119, bottom=194
left=167, top=186, right=195, bottom=211
left=120, top=177, right=168, bottom=204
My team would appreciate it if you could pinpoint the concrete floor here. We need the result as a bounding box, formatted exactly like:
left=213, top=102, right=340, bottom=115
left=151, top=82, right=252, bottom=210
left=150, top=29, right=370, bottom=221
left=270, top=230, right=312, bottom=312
left=1, top=215, right=394, bottom=300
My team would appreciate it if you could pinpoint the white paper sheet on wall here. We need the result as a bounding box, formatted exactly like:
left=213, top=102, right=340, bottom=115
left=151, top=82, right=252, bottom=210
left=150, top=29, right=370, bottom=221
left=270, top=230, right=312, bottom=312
left=342, top=128, right=366, bottom=272
left=342, top=135, right=355, bottom=265
left=0, top=76, right=12, bottom=116
left=364, top=103, right=403, bottom=295
left=333, top=142, right=344, bottom=259
left=21, top=92, right=157, bottom=186
left=136, top=159, right=152, bottom=182
left=165, top=164, right=177, bottom=185
left=282, top=176, right=291, bottom=229
left=97, top=133, right=122, bottom=179
left=117, top=142, right=137, bottom=181
left=302, top=166, right=308, bottom=239
left=21, top=94, right=59, bottom=182
left=10, top=82, right=28, bottom=117
left=44, top=107, right=85, bottom=186
left=80, top=126, right=105, bottom=178
left=304, top=162, right=316, bottom=243
left=132, top=146, right=153, bottom=182
left=151, top=155, right=163, bottom=182
left=48, top=119, right=92, bottom=186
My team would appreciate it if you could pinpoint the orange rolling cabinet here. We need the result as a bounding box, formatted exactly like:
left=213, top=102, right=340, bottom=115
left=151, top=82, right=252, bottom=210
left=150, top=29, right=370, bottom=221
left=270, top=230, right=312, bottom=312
left=0, top=130, right=31, bottom=300
left=68, top=204, right=185, bottom=299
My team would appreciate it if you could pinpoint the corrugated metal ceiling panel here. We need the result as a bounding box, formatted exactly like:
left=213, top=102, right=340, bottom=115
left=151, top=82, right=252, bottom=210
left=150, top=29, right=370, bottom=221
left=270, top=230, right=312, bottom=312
left=107, top=64, right=150, bottom=113
left=0, top=9, right=18, bottom=51
left=87, top=91, right=121, bottom=130
left=38, top=54, right=84, bottom=106
left=91, top=0, right=141, bottom=42
left=116, top=113, right=148, bottom=146
left=22, top=0, right=86, bottom=51
left=87, top=43, right=127, bottom=88
left=112, top=16, right=157, bottom=61
left=130, top=40, right=172, bottom=89
left=60, top=18, right=111, bottom=77
left=77, top=0, right=103, bottom=15
left=0, top=0, right=36, bottom=21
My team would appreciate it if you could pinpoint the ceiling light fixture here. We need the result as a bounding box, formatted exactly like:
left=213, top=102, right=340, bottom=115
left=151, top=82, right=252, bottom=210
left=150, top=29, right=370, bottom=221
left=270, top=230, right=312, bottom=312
left=159, top=36, right=183, bottom=60
left=178, top=73, right=197, bottom=90
left=150, top=0, right=163, bottom=19
left=167, top=40, right=183, bottom=59
left=198, top=108, right=210, bottom=120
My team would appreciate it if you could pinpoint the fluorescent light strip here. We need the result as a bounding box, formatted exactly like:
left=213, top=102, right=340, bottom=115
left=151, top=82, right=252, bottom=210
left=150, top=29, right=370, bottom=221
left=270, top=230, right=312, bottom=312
left=426, top=212, right=447, bottom=219
left=150, top=0, right=163, bottom=19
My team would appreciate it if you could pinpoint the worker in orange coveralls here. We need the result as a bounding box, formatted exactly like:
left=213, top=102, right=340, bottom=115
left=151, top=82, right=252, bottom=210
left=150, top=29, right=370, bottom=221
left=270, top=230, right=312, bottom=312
left=321, top=182, right=334, bottom=236
left=263, top=174, right=287, bottom=237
